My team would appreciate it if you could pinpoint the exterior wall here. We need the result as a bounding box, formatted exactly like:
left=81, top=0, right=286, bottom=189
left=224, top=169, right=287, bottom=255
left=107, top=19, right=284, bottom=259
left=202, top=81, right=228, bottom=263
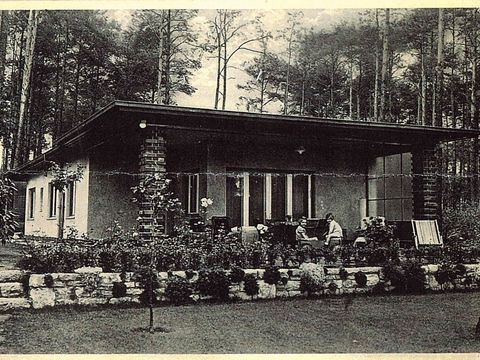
left=24, top=158, right=89, bottom=237
left=206, top=143, right=226, bottom=217
left=187, top=142, right=368, bottom=233
left=88, top=141, right=140, bottom=239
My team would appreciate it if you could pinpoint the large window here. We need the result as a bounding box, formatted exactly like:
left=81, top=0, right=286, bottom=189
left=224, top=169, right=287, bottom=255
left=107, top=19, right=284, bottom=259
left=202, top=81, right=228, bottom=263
left=27, top=187, right=36, bottom=219
left=66, top=181, right=76, bottom=217
left=48, top=182, right=58, bottom=218
left=187, top=174, right=199, bottom=214
left=368, top=153, right=412, bottom=220
left=226, top=170, right=315, bottom=227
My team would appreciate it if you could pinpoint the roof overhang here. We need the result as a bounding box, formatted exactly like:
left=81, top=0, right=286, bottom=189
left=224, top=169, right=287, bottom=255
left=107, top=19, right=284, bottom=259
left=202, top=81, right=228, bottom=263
left=12, top=100, right=480, bottom=177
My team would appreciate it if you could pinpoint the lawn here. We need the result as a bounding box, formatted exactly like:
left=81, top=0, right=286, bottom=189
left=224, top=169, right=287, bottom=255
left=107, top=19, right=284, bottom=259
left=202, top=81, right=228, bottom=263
left=2, top=292, right=480, bottom=353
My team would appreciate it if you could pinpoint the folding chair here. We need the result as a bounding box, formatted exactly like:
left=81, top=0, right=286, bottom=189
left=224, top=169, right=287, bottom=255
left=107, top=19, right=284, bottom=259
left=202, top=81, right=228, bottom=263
left=411, top=220, right=443, bottom=249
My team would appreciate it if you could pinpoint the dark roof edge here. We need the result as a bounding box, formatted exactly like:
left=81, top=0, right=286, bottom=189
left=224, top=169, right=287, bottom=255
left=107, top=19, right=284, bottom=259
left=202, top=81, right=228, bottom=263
left=14, top=101, right=117, bottom=173
left=114, top=100, right=480, bottom=137
left=14, top=100, right=480, bottom=173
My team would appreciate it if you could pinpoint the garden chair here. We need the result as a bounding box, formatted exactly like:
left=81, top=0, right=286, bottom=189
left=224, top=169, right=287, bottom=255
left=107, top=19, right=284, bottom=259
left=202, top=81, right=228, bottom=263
left=411, top=220, right=443, bottom=249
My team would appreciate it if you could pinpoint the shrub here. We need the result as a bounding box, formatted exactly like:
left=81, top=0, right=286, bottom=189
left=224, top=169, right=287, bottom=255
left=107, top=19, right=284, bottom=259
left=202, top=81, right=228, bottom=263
left=112, top=282, right=127, bottom=298
left=44, top=274, right=54, bottom=288
left=300, top=275, right=322, bottom=297
left=354, top=271, right=367, bottom=287
left=403, top=260, right=426, bottom=293
left=356, top=217, right=400, bottom=265
left=434, top=264, right=453, bottom=287
left=243, top=274, right=259, bottom=299
left=300, top=264, right=325, bottom=297
left=384, top=260, right=426, bottom=293
left=441, top=202, right=480, bottom=264
left=185, top=269, right=196, bottom=280
left=196, top=269, right=231, bottom=301
left=435, top=263, right=467, bottom=289
left=338, top=267, right=349, bottom=281
left=98, top=249, right=117, bottom=272
left=371, top=281, right=386, bottom=295
left=263, top=265, right=281, bottom=285
left=229, top=266, right=245, bottom=283
left=327, top=282, right=338, bottom=293
left=165, top=276, right=193, bottom=305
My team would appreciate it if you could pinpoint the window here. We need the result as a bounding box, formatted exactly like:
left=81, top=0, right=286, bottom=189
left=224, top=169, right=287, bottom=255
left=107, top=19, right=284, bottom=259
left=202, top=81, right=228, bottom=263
left=66, top=181, right=76, bottom=217
left=367, top=153, right=412, bottom=220
left=27, top=187, right=36, bottom=219
left=187, top=174, right=199, bottom=214
left=226, top=170, right=315, bottom=227
left=39, top=187, right=44, bottom=212
left=48, top=182, right=58, bottom=218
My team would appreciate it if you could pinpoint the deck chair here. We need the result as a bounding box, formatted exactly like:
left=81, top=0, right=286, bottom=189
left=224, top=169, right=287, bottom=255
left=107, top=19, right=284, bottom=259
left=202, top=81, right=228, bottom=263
left=411, top=220, right=443, bottom=249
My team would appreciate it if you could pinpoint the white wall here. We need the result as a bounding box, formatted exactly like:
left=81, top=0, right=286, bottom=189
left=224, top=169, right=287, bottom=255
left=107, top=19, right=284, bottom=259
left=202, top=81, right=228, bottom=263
left=24, top=158, right=90, bottom=237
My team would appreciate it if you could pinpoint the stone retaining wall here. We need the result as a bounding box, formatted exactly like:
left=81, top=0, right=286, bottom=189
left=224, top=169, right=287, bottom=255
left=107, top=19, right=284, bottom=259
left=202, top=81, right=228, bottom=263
left=0, top=264, right=479, bottom=310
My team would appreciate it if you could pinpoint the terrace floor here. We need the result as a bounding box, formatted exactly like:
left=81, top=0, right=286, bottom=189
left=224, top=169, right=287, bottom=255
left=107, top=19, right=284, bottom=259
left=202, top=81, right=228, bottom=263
left=2, top=292, right=480, bottom=353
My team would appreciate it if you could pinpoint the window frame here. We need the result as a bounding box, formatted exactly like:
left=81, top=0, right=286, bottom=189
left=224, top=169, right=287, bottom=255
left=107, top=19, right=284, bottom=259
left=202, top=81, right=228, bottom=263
left=187, top=174, right=200, bottom=214
left=27, top=187, right=36, bottom=220
left=66, top=181, right=76, bottom=218
left=227, top=169, right=315, bottom=226
left=48, top=182, right=58, bottom=218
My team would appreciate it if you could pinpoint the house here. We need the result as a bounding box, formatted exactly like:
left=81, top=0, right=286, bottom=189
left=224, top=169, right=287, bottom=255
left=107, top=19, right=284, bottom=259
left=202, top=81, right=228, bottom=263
left=13, top=100, right=480, bottom=240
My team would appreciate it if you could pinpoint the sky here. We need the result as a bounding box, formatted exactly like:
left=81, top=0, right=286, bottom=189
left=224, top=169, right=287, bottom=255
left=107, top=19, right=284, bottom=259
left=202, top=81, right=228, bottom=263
left=107, top=9, right=362, bottom=111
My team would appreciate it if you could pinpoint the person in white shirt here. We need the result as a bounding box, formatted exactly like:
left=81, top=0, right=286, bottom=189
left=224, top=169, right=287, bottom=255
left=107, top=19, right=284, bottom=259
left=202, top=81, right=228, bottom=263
left=324, top=213, right=343, bottom=246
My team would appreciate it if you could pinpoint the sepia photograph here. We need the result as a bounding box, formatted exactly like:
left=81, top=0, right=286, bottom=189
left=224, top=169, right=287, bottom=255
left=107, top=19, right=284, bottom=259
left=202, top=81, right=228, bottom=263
left=0, top=2, right=479, bottom=354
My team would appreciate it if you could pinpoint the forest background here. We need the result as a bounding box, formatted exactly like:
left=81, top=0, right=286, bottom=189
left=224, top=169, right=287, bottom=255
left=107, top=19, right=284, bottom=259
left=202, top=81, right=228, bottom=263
left=0, top=8, right=479, bottom=209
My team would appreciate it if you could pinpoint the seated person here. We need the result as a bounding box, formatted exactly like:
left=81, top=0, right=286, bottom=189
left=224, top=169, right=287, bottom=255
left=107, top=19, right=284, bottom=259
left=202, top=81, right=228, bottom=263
left=324, top=213, right=343, bottom=246
left=296, top=218, right=318, bottom=242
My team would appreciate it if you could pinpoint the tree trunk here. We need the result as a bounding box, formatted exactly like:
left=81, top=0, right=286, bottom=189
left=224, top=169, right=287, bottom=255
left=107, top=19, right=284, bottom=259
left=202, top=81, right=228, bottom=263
left=451, top=9, right=456, bottom=128
left=9, top=24, right=25, bottom=168
left=421, top=46, right=427, bottom=126
left=0, top=11, right=9, bottom=93
left=0, top=10, right=9, bottom=171
left=373, top=9, right=380, bottom=121
left=349, top=60, right=353, bottom=119
left=379, top=8, right=389, bottom=122
left=357, top=61, right=362, bottom=120
left=222, top=27, right=227, bottom=110
left=156, top=11, right=164, bottom=105
left=13, top=10, right=39, bottom=168
left=164, top=10, right=171, bottom=105
left=470, top=10, right=479, bottom=199
left=433, top=8, right=444, bottom=127
left=73, top=46, right=81, bottom=124
left=214, top=26, right=221, bottom=109
left=284, top=35, right=292, bottom=115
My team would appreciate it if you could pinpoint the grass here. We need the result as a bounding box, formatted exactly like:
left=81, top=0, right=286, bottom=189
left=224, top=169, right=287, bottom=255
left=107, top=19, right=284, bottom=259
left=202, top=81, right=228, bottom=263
left=0, top=242, right=23, bottom=270
left=2, top=292, right=480, bottom=353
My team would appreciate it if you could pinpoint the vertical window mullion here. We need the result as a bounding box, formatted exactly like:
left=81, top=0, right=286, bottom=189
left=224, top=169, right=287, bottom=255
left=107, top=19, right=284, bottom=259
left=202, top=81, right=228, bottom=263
left=265, top=174, right=272, bottom=220
left=195, top=173, right=199, bottom=213
left=307, top=174, right=312, bottom=218
left=242, top=172, right=249, bottom=227
left=286, top=174, right=293, bottom=217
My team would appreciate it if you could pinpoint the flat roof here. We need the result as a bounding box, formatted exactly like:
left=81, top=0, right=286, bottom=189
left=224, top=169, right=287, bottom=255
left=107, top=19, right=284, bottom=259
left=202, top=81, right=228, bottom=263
left=14, top=100, right=480, bottom=173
